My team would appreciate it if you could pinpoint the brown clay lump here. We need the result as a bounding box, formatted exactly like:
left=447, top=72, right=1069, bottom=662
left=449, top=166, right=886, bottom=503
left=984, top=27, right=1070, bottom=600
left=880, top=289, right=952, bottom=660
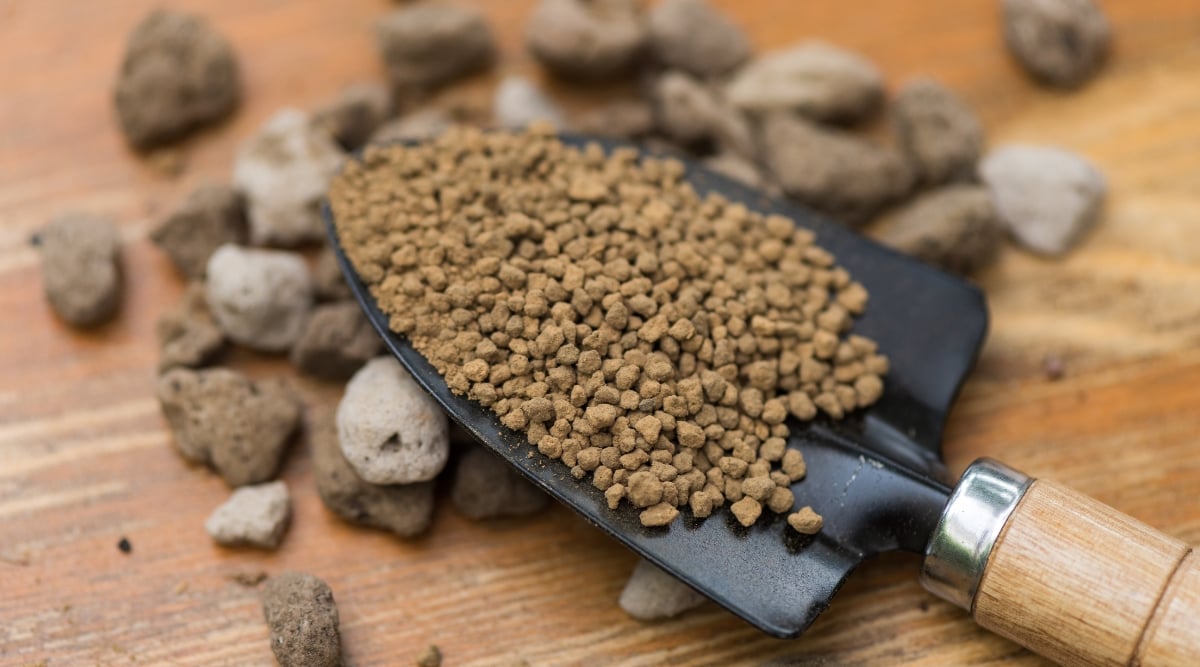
left=312, top=83, right=393, bottom=152
left=311, top=411, right=435, bottom=538
left=526, top=0, right=647, bottom=81
left=290, top=301, right=382, bottom=381
left=328, top=126, right=889, bottom=528
left=157, top=367, right=300, bottom=487
left=151, top=184, right=247, bottom=279
left=891, top=78, right=983, bottom=185
left=376, top=4, right=495, bottom=94
left=37, top=213, right=122, bottom=328
left=760, top=113, right=914, bottom=226
left=648, top=0, right=751, bottom=78
left=262, top=572, right=342, bottom=667
left=113, top=10, right=240, bottom=149
left=726, top=41, right=883, bottom=123
left=1002, top=0, right=1110, bottom=89
left=156, top=282, right=225, bottom=371
left=451, top=445, right=549, bottom=520
left=881, top=185, right=1002, bottom=276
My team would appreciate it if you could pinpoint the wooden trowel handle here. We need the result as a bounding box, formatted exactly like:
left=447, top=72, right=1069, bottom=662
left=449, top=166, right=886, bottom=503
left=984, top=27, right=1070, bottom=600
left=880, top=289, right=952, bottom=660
left=920, top=458, right=1199, bottom=667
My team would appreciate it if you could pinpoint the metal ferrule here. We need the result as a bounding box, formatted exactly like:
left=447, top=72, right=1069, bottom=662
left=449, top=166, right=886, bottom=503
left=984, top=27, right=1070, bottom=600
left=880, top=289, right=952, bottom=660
left=919, top=458, right=1032, bottom=611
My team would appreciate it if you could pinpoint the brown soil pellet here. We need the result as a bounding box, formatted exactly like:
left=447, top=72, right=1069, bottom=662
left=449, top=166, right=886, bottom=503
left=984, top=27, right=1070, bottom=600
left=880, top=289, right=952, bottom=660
left=787, top=506, right=824, bottom=534
left=151, top=184, right=247, bottom=279
left=262, top=572, right=342, bottom=667
left=329, top=125, right=887, bottom=528
left=156, top=282, right=225, bottom=371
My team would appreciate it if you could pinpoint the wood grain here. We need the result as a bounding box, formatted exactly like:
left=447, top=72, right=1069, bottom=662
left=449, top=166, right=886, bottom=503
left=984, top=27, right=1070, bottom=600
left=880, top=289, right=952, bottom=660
left=2, top=1, right=1199, bottom=665
left=973, top=480, right=1193, bottom=667
left=1137, top=551, right=1200, bottom=666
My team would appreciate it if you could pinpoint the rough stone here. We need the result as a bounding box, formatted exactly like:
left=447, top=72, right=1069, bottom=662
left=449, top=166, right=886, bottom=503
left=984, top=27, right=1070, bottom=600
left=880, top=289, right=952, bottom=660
left=450, top=445, right=549, bottom=520
left=151, top=184, right=247, bottom=278
left=38, top=213, right=122, bottom=328
left=205, top=480, right=292, bottom=549
left=376, top=5, right=495, bottom=93
left=232, top=109, right=345, bottom=246
left=156, top=281, right=225, bottom=371
left=979, top=144, right=1106, bottom=255
left=262, top=572, right=342, bottom=667
left=726, top=41, right=883, bottom=123
left=647, top=0, right=750, bottom=78
left=653, top=71, right=755, bottom=158
left=290, top=301, right=382, bottom=381
left=526, top=0, right=646, bottom=80
left=881, top=185, right=1002, bottom=275
left=337, top=357, right=449, bottom=484
left=312, top=246, right=352, bottom=302
left=311, top=411, right=435, bottom=538
left=761, top=114, right=914, bottom=226
left=157, top=367, right=300, bottom=487
left=113, top=9, right=240, bottom=149
left=618, top=559, right=707, bottom=621
left=312, top=83, right=393, bottom=151
left=205, top=244, right=313, bottom=352
left=892, top=78, right=983, bottom=185
left=1002, top=0, right=1111, bottom=89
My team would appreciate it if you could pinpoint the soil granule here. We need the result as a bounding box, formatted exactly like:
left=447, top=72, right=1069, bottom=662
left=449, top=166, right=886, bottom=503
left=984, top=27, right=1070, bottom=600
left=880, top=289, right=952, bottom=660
left=329, top=125, right=887, bottom=528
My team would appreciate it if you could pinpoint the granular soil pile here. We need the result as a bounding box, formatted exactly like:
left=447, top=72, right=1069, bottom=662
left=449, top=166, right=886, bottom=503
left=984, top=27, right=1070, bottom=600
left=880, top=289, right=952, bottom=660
left=329, top=124, right=888, bottom=528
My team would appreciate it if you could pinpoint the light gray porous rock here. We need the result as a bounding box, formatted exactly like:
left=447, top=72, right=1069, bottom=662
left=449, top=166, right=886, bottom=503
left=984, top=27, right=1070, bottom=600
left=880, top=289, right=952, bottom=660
left=205, top=480, right=292, bottom=549
left=232, top=109, right=344, bottom=246
left=619, top=559, right=708, bottom=621
left=979, top=144, right=1106, bottom=256
left=337, top=357, right=449, bottom=485
left=493, top=76, right=566, bottom=130
left=205, top=244, right=313, bottom=352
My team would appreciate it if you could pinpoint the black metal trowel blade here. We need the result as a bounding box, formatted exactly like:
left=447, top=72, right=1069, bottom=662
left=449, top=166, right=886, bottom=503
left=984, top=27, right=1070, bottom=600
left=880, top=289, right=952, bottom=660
left=324, top=134, right=988, bottom=638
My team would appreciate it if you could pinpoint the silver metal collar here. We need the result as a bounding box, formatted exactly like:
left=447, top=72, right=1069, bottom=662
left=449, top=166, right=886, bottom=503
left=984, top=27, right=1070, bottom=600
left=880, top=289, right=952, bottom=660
left=919, top=458, right=1032, bottom=611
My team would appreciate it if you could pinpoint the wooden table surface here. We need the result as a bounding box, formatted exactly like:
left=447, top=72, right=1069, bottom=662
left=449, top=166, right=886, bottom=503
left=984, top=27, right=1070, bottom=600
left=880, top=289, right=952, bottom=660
left=2, top=1, right=1199, bottom=665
